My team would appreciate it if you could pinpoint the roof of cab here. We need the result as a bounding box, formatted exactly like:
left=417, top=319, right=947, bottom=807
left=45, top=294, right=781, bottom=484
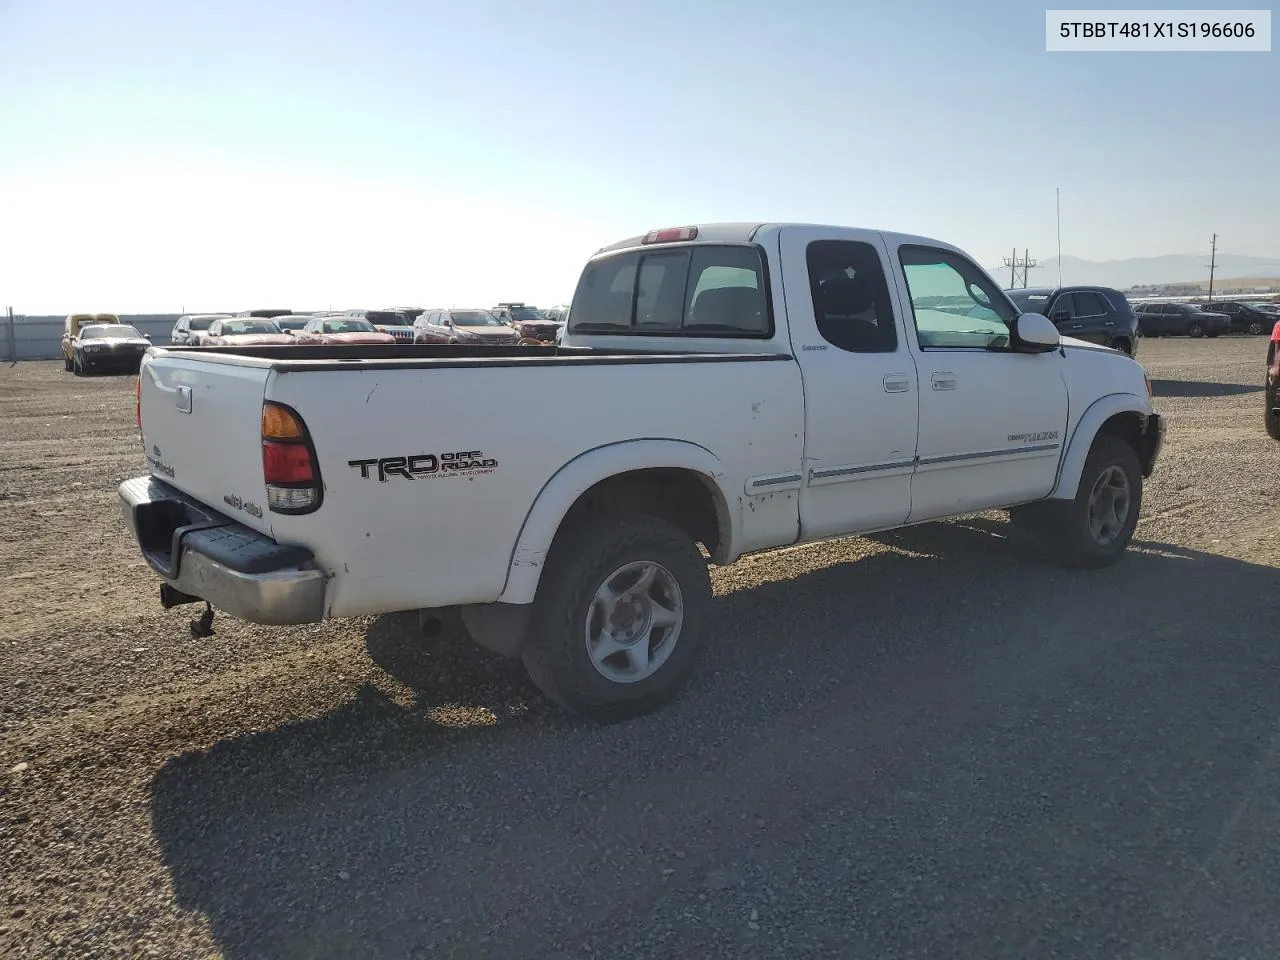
left=590, top=222, right=963, bottom=258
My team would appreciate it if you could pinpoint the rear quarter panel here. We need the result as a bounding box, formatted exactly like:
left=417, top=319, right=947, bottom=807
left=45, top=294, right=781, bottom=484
left=266, top=357, right=804, bottom=617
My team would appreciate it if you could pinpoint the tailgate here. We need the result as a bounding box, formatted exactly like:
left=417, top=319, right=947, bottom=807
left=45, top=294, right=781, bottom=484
left=138, top=353, right=274, bottom=537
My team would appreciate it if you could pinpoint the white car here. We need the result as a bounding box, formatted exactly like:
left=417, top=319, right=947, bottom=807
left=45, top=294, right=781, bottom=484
left=120, top=221, right=1164, bottom=721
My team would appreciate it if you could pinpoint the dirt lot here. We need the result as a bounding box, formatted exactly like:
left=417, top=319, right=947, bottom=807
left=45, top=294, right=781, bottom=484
left=3, top=339, right=1280, bottom=959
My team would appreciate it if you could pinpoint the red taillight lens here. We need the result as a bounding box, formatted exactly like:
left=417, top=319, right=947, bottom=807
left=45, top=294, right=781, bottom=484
left=262, top=440, right=315, bottom=483
left=261, top=401, right=322, bottom=514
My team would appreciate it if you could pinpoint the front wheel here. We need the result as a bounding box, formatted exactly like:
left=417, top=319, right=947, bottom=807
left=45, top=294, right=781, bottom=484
left=1014, top=435, right=1142, bottom=569
left=72, top=353, right=85, bottom=376
left=1249, top=321, right=1264, bottom=335
left=521, top=513, right=712, bottom=722
left=1187, top=322, right=1203, bottom=338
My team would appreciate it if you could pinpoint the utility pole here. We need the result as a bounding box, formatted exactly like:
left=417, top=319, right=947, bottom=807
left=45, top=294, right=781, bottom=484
left=1002, top=249, right=1039, bottom=288
left=1206, top=233, right=1218, bottom=301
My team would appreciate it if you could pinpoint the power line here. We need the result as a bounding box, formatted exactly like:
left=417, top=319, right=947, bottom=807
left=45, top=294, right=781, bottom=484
left=1002, top=248, right=1039, bottom=288
left=1206, top=233, right=1217, bottom=301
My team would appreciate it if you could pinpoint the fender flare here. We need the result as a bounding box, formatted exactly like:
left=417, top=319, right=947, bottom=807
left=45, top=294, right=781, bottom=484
left=1049, top=392, right=1151, bottom=499
left=497, top=439, right=736, bottom=605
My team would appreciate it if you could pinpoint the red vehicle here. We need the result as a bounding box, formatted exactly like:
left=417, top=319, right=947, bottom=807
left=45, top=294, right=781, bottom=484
left=1266, top=324, right=1280, bottom=440
left=197, top=317, right=296, bottom=346
left=296, top=315, right=398, bottom=345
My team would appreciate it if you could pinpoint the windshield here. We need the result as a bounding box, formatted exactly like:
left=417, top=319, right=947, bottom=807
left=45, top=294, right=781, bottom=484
left=220, top=320, right=283, bottom=335
left=1247, top=302, right=1280, bottom=312
left=365, top=311, right=408, bottom=325
left=81, top=324, right=142, bottom=339
left=451, top=310, right=504, bottom=327
left=324, top=319, right=377, bottom=333
left=505, top=306, right=543, bottom=321
left=1005, top=290, right=1052, bottom=314
left=188, top=317, right=218, bottom=331
left=275, top=318, right=311, bottom=331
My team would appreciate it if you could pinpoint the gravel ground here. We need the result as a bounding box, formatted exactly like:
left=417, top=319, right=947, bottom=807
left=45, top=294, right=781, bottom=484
left=3, top=339, right=1280, bottom=959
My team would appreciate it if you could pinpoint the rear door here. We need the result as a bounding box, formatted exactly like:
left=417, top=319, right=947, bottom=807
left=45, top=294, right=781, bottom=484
left=779, top=227, right=920, bottom=538
left=1069, top=290, right=1113, bottom=345
left=138, top=355, right=275, bottom=536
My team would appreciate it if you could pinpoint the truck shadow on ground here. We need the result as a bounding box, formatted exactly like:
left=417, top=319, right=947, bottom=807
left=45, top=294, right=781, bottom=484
left=150, top=517, right=1280, bottom=959
left=1150, top=378, right=1262, bottom=398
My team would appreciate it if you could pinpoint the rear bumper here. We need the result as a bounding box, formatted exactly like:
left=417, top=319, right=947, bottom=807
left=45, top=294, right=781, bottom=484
left=1139, top=412, right=1165, bottom=478
left=118, top=475, right=327, bottom=624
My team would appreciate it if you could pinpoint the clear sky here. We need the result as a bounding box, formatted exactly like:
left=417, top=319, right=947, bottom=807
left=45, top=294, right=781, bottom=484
left=0, top=0, right=1276, bottom=312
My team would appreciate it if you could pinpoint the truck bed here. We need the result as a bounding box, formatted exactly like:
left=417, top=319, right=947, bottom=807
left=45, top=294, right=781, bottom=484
left=160, top=342, right=792, bottom=368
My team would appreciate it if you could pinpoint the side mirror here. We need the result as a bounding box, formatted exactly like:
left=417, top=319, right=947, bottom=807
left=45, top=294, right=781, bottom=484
left=143, top=333, right=152, bottom=340
left=1050, top=311, right=1070, bottom=325
left=1014, top=312, right=1060, bottom=352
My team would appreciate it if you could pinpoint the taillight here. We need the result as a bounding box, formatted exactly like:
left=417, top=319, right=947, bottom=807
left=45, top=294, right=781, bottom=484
left=134, top=376, right=142, bottom=431
left=642, top=226, right=699, bottom=244
left=261, top=401, right=323, bottom=514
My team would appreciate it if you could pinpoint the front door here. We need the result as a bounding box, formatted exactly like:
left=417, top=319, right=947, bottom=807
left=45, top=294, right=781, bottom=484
left=778, top=227, right=920, bottom=540
left=889, top=241, right=1070, bottom=522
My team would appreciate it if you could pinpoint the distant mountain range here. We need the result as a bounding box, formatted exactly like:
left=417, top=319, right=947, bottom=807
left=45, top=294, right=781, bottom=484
left=991, top=253, right=1280, bottom=291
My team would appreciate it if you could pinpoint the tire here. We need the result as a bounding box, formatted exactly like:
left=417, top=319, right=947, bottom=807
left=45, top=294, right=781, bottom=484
left=521, top=512, right=712, bottom=722
left=63, top=353, right=72, bottom=372
left=1031, top=434, right=1143, bottom=569
left=1110, top=338, right=1132, bottom=355
left=1249, top=321, right=1264, bottom=335
left=1187, top=322, right=1203, bottom=338
left=72, top=354, right=84, bottom=376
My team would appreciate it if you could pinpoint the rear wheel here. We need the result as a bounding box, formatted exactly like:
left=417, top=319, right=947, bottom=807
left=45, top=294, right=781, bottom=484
left=521, top=513, right=712, bottom=722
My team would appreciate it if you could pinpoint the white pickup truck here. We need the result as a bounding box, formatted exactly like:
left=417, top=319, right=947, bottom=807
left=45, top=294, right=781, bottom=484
left=120, top=222, right=1164, bottom=720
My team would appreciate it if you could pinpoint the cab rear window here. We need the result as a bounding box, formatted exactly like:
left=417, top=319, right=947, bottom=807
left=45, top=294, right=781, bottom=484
left=569, top=244, right=770, bottom=337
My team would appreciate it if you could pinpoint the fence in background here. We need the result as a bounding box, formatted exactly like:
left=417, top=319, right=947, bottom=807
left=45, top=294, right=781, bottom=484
left=1, top=313, right=180, bottom=362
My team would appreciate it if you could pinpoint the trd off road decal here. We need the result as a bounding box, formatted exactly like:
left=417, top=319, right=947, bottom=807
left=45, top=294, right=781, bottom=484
left=347, top=451, right=499, bottom=483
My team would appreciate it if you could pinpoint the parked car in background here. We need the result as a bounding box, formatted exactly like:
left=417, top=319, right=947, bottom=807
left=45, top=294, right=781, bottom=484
left=61, top=312, right=120, bottom=367
left=414, top=308, right=521, bottom=344
left=170, top=313, right=230, bottom=346
left=493, top=302, right=559, bottom=341
left=1006, top=286, right=1140, bottom=355
left=67, top=322, right=150, bottom=375
left=271, top=315, right=317, bottom=336
left=1267, top=322, right=1280, bottom=440
left=1134, top=302, right=1230, bottom=338
left=297, top=315, right=397, bottom=345
left=1205, top=300, right=1280, bottom=335
left=234, top=309, right=294, bottom=319
left=362, top=309, right=417, bottom=343
left=198, top=317, right=295, bottom=346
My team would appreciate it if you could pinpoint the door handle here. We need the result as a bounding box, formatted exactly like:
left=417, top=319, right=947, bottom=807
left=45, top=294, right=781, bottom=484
left=930, top=372, right=957, bottom=391
left=882, top=373, right=911, bottom=393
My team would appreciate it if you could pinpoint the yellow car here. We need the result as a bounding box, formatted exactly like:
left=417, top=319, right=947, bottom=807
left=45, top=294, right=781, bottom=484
left=61, top=313, right=120, bottom=371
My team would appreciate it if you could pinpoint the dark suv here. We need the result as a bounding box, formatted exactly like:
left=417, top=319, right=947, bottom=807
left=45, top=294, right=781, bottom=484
left=1006, top=286, right=1140, bottom=355
left=1203, top=300, right=1280, bottom=335
left=1133, top=302, right=1230, bottom=338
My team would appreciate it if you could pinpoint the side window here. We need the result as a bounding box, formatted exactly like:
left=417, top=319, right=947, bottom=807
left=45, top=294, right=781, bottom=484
left=1050, top=293, right=1076, bottom=320
left=898, top=245, right=1017, bottom=351
left=683, top=246, right=769, bottom=334
left=1074, top=291, right=1108, bottom=317
left=804, top=239, right=897, bottom=353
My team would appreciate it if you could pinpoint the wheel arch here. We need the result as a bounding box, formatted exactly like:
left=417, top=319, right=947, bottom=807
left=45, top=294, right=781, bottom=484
left=497, top=439, right=737, bottom=606
left=1050, top=393, right=1153, bottom=500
